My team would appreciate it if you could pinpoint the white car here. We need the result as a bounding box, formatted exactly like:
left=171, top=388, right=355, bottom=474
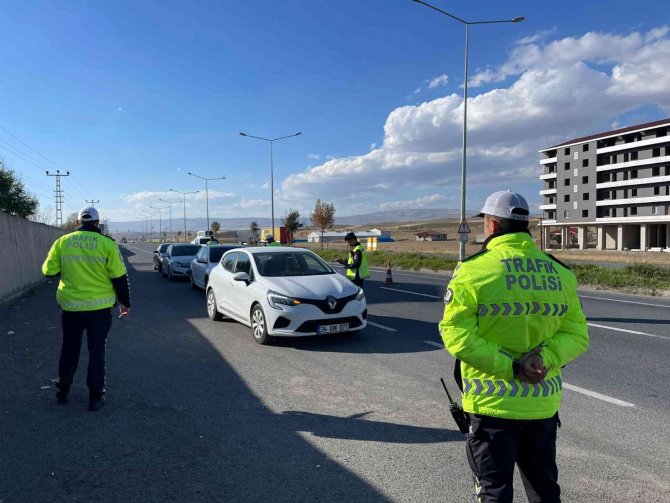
left=206, top=247, right=367, bottom=344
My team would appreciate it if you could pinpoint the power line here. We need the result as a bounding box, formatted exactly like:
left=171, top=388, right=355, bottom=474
left=0, top=124, right=60, bottom=169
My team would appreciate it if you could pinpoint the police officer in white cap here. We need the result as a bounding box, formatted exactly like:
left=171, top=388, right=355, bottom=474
left=42, top=207, right=131, bottom=411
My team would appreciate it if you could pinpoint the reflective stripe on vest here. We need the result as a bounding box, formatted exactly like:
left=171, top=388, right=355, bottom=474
left=59, top=297, right=117, bottom=310
left=463, top=376, right=563, bottom=398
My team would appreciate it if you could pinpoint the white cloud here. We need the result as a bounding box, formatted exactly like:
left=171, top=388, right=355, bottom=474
left=194, top=190, right=235, bottom=201
left=379, top=194, right=446, bottom=210
left=307, top=153, right=320, bottom=160
left=281, top=26, right=670, bottom=214
left=238, top=198, right=270, bottom=209
left=427, top=74, right=449, bottom=89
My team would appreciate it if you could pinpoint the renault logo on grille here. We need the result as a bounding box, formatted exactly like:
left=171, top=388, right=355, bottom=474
left=326, top=296, right=337, bottom=310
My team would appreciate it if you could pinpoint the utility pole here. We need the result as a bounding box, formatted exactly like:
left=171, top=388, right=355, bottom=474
left=86, top=199, right=99, bottom=207
left=159, top=198, right=180, bottom=241
left=46, top=170, right=70, bottom=227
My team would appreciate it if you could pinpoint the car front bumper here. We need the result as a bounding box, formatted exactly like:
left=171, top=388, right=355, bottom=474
left=264, top=299, right=367, bottom=337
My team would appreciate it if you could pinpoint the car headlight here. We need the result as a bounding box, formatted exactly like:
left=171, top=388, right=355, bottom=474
left=267, top=290, right=301, bottom=310
left=356, top=287, right=365, bottom=301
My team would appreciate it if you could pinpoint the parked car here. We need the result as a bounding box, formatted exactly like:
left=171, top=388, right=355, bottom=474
left=190, top=245, right=240, bottom=290
left=153, top=243, right=173, bottom=273
left=162, top=244, right=202, bottom=281
left=206, top=247, right=367, bottom=344
left=121, top=237, right=128, bottom=243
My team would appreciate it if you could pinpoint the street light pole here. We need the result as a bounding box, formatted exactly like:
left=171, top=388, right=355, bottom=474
left=239, top=131, right=302, bottom=240
left=412, top=0, right=525, bottom=260
left=150, top=205, right=168, bottom=242
left=159, top=198, right=180, bottom=241
left=169, top=188, right=199, bottom=242
left=187, top=172, right=226, bottom=236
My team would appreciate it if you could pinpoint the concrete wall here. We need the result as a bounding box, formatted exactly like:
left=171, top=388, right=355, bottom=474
left=0, top=211, right=65, bottom=302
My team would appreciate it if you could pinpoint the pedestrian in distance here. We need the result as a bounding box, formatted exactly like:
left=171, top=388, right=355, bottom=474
left=42, top=207, right=131, bottom=412
left=336, top=232, right=370, bottom=289
left=439, top=190, right=589, bottom=502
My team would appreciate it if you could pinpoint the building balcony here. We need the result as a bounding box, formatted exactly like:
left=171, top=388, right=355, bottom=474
left=540, top=219, right=557, bottom=225
left=540, top=172, right=557, bottom=180
left=596, top=155, right=670, bottom=172
left=597, top=135, right=670, bottom=154
left=539, top=203, right=557, bottom=210
left=596, top=215, right=670, bottom=224
left=540, top=157, right=557, bottom=165
left=539, top=188, right=557, bottom=195
left=596, top=195, right=670, bottom=206
left=596, top=175, right=670, bottom=189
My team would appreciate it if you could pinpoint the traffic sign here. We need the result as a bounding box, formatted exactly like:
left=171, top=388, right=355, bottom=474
left=457, top=219, right=471, bottom=234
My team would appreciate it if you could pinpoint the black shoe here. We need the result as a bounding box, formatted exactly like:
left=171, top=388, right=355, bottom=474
left=89, top=396, right=105, bottom=412
left=55, top=381, right=70, bottom=405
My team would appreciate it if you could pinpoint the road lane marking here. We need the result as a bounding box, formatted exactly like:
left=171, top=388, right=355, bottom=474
left=562, top=383, right=635, bottom=407
left=367, top=321, right=397, bottom=332
left=580, top=295, right=670, bottom=309
left=379, top=287, right=442, bottom=299
left=587, top=322, right=670, bottom=340
left=124, top=244, right=153, bottom=255
left=423, top=341, right=444, bottom=349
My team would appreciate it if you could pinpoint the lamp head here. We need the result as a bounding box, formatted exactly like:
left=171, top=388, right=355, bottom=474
left=512, top=16, right=525, bottom=23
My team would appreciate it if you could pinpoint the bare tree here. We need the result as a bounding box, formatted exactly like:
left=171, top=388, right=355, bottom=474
left=62, top=212, right=78, bottom=231
left=31, top=205, right=57, bottom=226
left=211, top=220, right=221, bottom=238
left=281, top=209, right=301, bottom=246
left=310, top=199, right=335, bottom=250
left=249, top=220, right=259, bottom=245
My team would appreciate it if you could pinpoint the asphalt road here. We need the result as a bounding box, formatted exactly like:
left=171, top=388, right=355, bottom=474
left=1, top=241, right=668, bottom=502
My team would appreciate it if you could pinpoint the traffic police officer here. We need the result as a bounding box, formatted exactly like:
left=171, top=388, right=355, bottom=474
left=439, top=191, right=588, bottom=502
left=42, top=207, right=131, bottom=411
left=337, top=232, right=370, bottom=288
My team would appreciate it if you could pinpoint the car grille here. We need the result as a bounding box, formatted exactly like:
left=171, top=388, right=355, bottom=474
left=295, top=316, right=363, bottom=334
left=296, top=293, right=358, bottom=314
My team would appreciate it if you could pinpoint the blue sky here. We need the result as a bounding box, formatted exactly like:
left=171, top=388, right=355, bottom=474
left=1, top=0, right=669, bottom=228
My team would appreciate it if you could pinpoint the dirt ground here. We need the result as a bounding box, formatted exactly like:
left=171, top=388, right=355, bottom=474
left=296, top=218, right=670, bottom=267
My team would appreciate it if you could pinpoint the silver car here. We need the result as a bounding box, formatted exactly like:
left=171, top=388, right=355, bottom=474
left=162, top=244, right=202, bottom=282
left=190, top=245, right=240, bottom=290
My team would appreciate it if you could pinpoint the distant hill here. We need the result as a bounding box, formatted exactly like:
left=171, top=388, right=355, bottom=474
left=109, top=209, right=466, bottom=234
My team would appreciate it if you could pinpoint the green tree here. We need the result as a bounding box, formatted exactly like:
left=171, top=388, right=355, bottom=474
left=281, top=209, right=301, bottom=246
left=249, top=220, right=259, bottom=245
left=0, top=162, right=38, bottom=218
left=310, top=199, right=335, bottom=250
left=211, top=220, right=221, bottom=238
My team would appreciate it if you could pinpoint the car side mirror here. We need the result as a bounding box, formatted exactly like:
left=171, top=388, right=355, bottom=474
left=198, top=257, right=207, bottom=263
left=233, top=272, right=250, bottom=282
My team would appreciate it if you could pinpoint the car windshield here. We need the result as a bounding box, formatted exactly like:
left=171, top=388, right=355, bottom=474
left=253, top=251, right=334, bottom=277
left=172, top=245, right=201, bottom=256
left=158, top=244, right=171, bottom=253
left=209, top=246, right=237, bottom=263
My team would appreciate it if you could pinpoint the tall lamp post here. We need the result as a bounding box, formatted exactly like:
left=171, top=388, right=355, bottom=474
left=412, top=0, right=524, bottom=260
left=187, top=172, right=226, bottom=236
left=159, top=198, right=180, bottom=242
left=169, top=188, right=199, bottom=242
left=239, top=131, right=301, bottom=240
left=150, top=205, right=168, bottom=242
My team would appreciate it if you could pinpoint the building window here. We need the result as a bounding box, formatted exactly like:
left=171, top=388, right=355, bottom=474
left=630, top=170, right=638, bottom=179
left=574, top=185, right=579, bottom=193
left=582, top=210, right=588, bottom=218
left=582, top=176, right=589, bottom=184
left=583, top=193, right=590, bottom=201
left=653, top=166, right=660, bottom=176
left=564, top=148, right=570, bottom=155
left=582, top=159, right=588, bottom=167
left=665, top=166, right=670, bottom=176
left=564, top=178, right=570, bottom=186
left=657, top=128, right=667, bottom=137
left=653, top=147, right=661, bottom=157
left=563, top=210, right=570, bottom=218
left=632, top=189, right=637, bottom=197
left=665, top=147, right=670, bottom=156
left=564, top=195, right=570, bottom=202
left=631, top=151, right=638, bottom=161
left=630, top=207, right=638, bottom=216
left=653, top=206, right=660, bottom=215
left=564, top=162, right=570, bottom=170
left=654, top=186, right=661, bottom=195
left=583, top=144, right=589, bottom=152
left=622, top=152, right=629, bottom=163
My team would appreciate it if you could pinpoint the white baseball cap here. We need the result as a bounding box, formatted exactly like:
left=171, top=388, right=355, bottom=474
left=476, top=191, right=529, bottom=221
left=77, top=206, right=100, bottom=222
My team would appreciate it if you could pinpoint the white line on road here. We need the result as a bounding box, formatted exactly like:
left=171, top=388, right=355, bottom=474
left=580, top=294, right=670, bottom=309
left=588, top=322, right=670, bottom=340
left=379, top=286, right=442, bottom=299
left=423, top=340, right=444, bottom=349
left=563, top=383, right=635, bottom=407
left=367, top=321, right=397, bottom=332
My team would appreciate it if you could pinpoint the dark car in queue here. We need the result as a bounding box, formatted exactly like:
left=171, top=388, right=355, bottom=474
left=153, top=243, right=172, bottom=273
left=190, top=244, right=241, bottom=290
left=162, top=244, right=202, bottom=282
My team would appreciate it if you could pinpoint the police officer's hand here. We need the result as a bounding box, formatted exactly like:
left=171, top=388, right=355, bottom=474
left=517, top=348, right=548, bottom=383
left=119, top=306, right=130, bottom=319
left=336, top=258, right=345, bottom=265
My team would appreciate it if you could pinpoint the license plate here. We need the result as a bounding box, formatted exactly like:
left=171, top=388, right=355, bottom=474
left=317, top=323, right=349, bottom=334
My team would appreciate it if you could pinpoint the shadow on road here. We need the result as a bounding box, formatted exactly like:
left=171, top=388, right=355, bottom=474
left=587, top=317, right=670, bottom=325
left=0, top=248, right=454, bottom=503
